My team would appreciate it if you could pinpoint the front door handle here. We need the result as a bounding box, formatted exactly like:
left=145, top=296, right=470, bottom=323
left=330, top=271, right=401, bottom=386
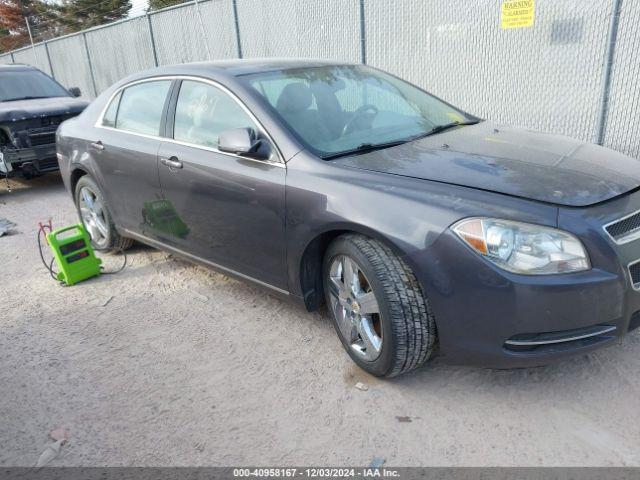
left=160, top=156, right=183, bottom=170
left=90, top=141, right=104, bottom=151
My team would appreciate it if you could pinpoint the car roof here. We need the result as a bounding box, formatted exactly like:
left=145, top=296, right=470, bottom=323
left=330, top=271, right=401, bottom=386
left=0, top=63, right=38, bottom=72
left=109, top=58, right=360, bottom=94
left=145, top=58, right=356, bottom=78
left=106, top=58, right=360, bottom=94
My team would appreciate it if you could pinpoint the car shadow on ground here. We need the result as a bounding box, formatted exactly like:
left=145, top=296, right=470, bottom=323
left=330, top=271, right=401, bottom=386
left=0, top=173, right=65, bottom=200
left=96, top=221, right=640, bottom=396
left=127, top=238, right=640, bottom=395
left=391, top=329, right=640, bottom=391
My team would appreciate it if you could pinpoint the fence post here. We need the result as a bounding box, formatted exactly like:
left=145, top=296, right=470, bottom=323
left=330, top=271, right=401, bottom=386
left=194, top=0, right=212, bottom=60
left=10, top=51, right=15, bottom=63
left=359, top=0, right=366, bottom=64
left=147, top=13, right=159, bottom=67
left=232, top=0, right=243, bottom=59
left=44, top=41, right=55, bottom=78
left=596, top=0, right=624, bottom=145
left=25, top=17, right=42, bottom=68
left=82, top=32, right=98, bottom=97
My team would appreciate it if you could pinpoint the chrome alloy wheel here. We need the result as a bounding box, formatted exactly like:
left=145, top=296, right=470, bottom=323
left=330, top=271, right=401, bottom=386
left=328, top=255, right=383, bottom=361
left=78, top=186, right=108, bottom=245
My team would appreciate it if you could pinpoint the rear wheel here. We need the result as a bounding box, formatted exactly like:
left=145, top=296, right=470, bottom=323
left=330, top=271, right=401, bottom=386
left=74, top=176, right=133, bottom=252
left=323, top=234, right=437, bottom=377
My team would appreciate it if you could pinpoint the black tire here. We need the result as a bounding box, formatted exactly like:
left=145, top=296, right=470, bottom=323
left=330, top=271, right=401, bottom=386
left=74, top=175, right=133, bottom=252
left=323, top=234, right=437, bottom=377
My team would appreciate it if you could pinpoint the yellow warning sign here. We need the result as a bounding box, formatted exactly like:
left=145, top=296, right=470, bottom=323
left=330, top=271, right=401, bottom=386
left=501, top=0, right=535, bottom=29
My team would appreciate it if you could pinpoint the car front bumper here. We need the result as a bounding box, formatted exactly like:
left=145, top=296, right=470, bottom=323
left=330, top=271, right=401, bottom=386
left=0, top=144, right=59, bottom=175
left=407, top=191, right=640, bottom=368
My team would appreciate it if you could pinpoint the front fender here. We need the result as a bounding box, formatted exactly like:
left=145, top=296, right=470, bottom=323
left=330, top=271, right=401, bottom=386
left=284, top=152, right=558, bottom=299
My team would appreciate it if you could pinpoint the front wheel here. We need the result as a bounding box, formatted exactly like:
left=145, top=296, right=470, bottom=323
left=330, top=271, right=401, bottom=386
left=74, top=175, right=133, bottom=252
left=323, top=234, right=437, bottom=377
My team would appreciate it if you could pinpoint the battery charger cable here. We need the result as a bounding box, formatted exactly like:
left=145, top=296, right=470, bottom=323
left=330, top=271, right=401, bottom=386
left=94, top=246, right=128, bottom=274
left=37, top=222, right=127, bottom=281
left=37, top=222, right=59, bottom=281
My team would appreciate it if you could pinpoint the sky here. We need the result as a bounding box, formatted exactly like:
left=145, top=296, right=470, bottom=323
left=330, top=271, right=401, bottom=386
left=130, top=0, right=150, bottom=17
left=44, top=0, right=151, bottom=19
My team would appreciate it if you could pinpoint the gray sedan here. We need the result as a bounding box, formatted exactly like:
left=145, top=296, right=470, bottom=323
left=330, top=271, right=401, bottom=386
left=56, top=60, right=640, bottom=377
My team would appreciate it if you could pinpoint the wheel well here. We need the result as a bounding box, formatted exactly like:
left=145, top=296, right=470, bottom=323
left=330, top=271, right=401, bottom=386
left=69, top=168, right=87, bottom=196
left=300, top=230, right=347, bottom=312
left=300, top=229, right=410, bottom=311
left=300, top=229, right=416, bottom=312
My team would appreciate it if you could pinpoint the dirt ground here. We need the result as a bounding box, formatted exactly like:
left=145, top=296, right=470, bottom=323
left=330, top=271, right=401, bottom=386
left=2, top=173, right=640, bottom=467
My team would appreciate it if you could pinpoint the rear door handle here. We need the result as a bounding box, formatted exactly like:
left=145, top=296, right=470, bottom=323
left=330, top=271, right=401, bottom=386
left=160, top=156, right=183, bottom=169
left=90, top=141, right=104, bottom=151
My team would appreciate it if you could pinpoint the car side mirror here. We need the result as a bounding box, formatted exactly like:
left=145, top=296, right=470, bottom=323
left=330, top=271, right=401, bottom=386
left=218, top=127, right=268, bottom=160
left=69, top=87, right=81, bottom=98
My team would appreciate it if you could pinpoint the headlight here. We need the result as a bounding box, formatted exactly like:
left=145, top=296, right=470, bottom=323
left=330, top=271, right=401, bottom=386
left=452, top=218, right=590, bottom=275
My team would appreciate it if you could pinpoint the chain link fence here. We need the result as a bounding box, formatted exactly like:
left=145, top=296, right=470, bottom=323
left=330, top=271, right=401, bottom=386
left=0, top=0, right=638, bottom=158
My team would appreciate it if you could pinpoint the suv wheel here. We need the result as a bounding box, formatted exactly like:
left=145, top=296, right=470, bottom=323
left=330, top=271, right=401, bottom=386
left=323, top=234, right=437, bottom=377
left=74, top=175, right=133, bottom=251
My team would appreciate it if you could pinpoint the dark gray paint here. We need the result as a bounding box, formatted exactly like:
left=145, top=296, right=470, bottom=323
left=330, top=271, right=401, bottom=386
left=157, top=141, right=288, bottom=289
left=56, top=60, right=640, bottom=368
left=334, top=122, right=640, bottom=207
left=92, top=128, right=164, bottom=237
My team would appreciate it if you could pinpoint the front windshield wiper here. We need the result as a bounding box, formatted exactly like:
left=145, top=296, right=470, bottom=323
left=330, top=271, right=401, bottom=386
left=323, top=139, right=409, bottom=160
left=322, top=120, right=482, bottom=160
left=412, top=120, right=481, bottom=140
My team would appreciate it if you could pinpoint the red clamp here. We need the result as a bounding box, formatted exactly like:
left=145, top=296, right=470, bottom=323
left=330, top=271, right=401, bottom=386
left=38, top=219, right=53, bottom=244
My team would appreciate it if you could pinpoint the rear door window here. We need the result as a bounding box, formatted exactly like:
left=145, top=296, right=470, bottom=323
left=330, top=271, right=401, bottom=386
left=115, top=80, right=171, bottom=136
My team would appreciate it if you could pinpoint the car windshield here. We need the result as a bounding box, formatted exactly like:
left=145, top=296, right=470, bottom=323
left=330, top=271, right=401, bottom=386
left=0, top=70, right=70, bottom=102
left=242, top=65, right=476, bottom=158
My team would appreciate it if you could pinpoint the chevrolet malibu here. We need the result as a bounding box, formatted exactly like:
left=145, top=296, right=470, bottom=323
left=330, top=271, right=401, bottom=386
left=56, top=60, right=640, bottom=377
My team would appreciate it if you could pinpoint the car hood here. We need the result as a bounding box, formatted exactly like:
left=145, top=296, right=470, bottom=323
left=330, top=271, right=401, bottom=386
left=333, top=122, right=640, bottom=207
left=0, top=96, right=89, bottom=123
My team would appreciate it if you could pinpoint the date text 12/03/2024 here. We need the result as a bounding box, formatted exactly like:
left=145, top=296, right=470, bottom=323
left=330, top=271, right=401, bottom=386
left=232, top=468, right=400, bottom=478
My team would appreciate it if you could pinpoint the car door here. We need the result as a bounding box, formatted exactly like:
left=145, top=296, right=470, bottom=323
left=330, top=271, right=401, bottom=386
left=157, top=79, right=288, bottom=291
left=93, top=79, right=172, bottom=239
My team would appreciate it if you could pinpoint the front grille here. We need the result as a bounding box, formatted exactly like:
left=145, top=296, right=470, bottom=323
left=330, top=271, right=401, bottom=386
left=605, top=210, right=640, bottom=243
left=40, top=116, right=64, bottom=127
left=629, top=260, right=640, bottom=289
left=36, top=157, right=59, bottom=171
left=28, top=131, right=56, bottom=147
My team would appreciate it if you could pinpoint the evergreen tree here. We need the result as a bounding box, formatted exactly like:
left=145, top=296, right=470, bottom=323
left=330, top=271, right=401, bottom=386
left=58, top=0, right=132, bottom=31
left=147, top=0, right=188, bottom=12
left=0, top=0, right=61, bottom=53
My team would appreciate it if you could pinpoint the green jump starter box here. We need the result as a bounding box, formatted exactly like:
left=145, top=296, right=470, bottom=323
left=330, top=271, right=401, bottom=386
left=46, top=224, right=102, bottom=286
